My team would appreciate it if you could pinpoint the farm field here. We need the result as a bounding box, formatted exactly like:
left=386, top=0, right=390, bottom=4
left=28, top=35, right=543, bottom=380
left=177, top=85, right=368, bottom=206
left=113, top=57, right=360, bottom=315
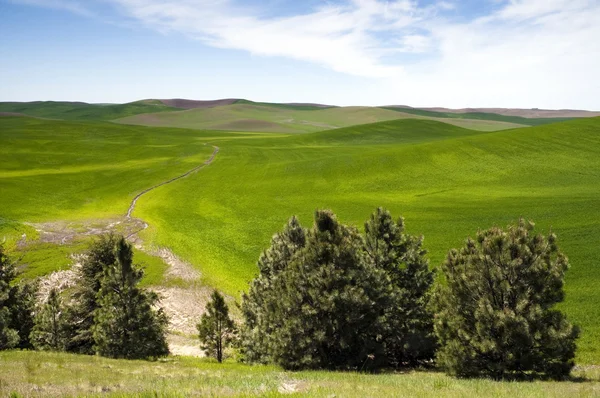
left=2, top=350, right=600, bottom=397
left=2, top=113, right=600, bottom=364
left=115, top=102, right=529, bottom=133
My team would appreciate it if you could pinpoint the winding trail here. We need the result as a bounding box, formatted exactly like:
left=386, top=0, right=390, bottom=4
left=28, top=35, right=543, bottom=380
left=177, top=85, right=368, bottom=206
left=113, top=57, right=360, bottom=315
left=126, top=145, right=219, bottom=218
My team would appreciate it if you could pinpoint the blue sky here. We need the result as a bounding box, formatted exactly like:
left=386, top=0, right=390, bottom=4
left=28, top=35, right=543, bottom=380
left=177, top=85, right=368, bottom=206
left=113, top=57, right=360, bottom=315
left=1, top=0, right=599, bottom=109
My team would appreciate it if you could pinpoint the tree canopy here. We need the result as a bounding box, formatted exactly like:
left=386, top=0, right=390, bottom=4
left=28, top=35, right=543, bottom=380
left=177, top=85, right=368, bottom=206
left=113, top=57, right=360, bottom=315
left=432, top=220, right=579, bottom=379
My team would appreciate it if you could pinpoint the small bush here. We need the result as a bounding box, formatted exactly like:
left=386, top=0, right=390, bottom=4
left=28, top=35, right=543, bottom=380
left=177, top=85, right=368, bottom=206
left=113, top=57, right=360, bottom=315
left=432, top=219, right=579, bottom=379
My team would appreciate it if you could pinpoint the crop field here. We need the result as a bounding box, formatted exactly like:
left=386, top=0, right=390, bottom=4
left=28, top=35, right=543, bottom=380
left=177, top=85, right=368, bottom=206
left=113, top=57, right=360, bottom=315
left=115, top=103, right=528, bottom=133
left=1, top=109, right=600, bottom=395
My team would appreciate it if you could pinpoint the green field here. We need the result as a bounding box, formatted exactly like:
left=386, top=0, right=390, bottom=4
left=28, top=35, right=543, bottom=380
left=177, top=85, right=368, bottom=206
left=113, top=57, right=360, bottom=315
left=1, top=103, right=600, bottom=398
left=0, top=116, right=213, bottom=221
left=0, top=100, right=178, bottom=121
left=382, top=106, right=574, bottom=126
left=2, top=351, right=599, bottom=397
left=2, top=113, right=599, bottom=362
left=115, top=103, right=528, bottom=133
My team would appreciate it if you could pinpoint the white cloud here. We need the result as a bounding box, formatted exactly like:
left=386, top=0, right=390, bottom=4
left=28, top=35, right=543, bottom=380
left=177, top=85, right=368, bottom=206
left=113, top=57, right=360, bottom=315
left=7, top=0, right=600, bottom=108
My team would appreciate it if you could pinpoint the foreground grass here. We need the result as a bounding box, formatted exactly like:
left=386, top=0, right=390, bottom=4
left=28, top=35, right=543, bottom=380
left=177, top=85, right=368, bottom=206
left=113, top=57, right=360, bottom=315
left=1, top=351, right=599, bottom=397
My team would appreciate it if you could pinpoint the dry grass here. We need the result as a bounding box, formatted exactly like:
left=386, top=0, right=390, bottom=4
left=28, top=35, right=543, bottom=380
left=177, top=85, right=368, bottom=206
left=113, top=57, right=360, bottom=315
left=1, top=351, right=600, bottom=397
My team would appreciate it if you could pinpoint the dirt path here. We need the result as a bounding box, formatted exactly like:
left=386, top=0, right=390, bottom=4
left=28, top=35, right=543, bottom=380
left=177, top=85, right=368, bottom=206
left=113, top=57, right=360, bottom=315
left=28, top=146, right=221, bottom=356
left=126, top=145, right=219, bottom=218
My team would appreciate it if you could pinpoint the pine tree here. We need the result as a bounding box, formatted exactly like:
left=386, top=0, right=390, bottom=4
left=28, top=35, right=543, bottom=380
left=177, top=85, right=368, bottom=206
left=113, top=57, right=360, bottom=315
left=197, top=290, right=236, bottom=362
left=30, top=288, right=68, bottom=351
left=241, top=216, right=306, bottom=363
left=0, top=244, right=19, bottom=349
left=65, top=234, right=120, bottom=354
left=432, top=220, right=579, bottom=379
left=93, top=237, right=169, bottom=359
left=243, top=210, right=390, bottom=370
left=363, top=208, right=436, bottom=367
left=8, top=281, right=37, bottom=349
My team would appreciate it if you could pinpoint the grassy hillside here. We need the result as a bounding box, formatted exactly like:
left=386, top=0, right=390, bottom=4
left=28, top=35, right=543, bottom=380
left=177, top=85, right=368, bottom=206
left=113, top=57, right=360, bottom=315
left=383, top=106, right=574, bottom=126
left=131, top=117, right=600, bottom=362
left=0, top=100, right=178, bottom=121
left=0, top=116, right=214, bottom=221
left=2, top=351, right=599, bottom=397
left=116, top=103, right=527, bottom=133
left=2, top=115, right=600, bottom=362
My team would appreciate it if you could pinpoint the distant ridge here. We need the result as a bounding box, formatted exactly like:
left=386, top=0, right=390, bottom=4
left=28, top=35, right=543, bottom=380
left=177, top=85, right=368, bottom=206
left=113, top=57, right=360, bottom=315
left=386, top=105, right=600, bottom=119
left=158, top=98, right=239, bottom=109
left=158, top=98, right=335, bottom=110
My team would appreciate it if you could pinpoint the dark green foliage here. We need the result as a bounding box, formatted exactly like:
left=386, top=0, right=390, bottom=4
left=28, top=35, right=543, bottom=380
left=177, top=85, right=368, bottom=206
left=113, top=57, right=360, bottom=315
left=30, top=288, right=69, bottom=351
left=0, top=245, right=19, bottom=349
left=241, top=216, right=307, bottom=364
left=0, top=245, right=36, bottom=350
left=432, top=220, right=579, bottom=379
left=65, top=234, right=120, bottom=354
left=93, top=237, right=169, bottom=359
left=7, top=281, right=37, bottom=349
left=364, top=208, right=436, bottom=367
left=242, top=210, right=390, bottom=370
left=197, top=290, right=236, bottom=362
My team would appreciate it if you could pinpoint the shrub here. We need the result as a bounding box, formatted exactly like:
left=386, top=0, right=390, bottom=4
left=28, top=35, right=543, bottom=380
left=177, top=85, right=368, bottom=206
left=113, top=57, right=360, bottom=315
left=364, top=207, right=436, bottom=366
left=432, top=220, right=579, bottom=379
left=242, top=210, right=389, bottom=370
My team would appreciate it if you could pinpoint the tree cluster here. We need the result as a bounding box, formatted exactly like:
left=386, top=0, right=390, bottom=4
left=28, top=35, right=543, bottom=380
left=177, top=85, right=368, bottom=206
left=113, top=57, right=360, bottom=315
left=0, top=244, right=36, bottom=350
left=432, top=220, right=579, bottom=379
left=0, top=235, right=169, bottom=360
left=240, top=210, right=578, bottom=379
left=1, top=210, right=581, bottom=380
left=241, top=208, right=435, bottom=370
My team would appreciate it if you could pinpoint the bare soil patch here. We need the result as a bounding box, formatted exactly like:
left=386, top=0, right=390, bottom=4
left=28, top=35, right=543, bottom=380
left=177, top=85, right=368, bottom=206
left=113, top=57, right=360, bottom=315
left=22, top=218, right=146, bottom=247
left=214, top=119, right=289, bottom=131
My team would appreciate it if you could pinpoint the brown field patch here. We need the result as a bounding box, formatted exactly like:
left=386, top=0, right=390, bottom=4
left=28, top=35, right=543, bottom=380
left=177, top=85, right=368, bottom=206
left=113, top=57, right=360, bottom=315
left=159, top=98, right=238, bottom=109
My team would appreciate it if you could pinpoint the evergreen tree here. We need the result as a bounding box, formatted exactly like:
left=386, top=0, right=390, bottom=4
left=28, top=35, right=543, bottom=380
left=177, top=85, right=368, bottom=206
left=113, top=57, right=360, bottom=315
left=243, top=210, right=390, bottom=370
left=241, top=216, right=306, bottom=363
left=197, top=290, right=236, bottom=362
left=93, top=237, right=169, bottom=359
left=432, top=220, right=579, bottom=379
left=0, top=244, right=19, bottom=349
left=364, top=207, right=436, bottom=367
left=30, top=288, right=68, bottom=351
left=64, top=234, right=120, bottom=354
left=8, top=280, right=37, bottom=349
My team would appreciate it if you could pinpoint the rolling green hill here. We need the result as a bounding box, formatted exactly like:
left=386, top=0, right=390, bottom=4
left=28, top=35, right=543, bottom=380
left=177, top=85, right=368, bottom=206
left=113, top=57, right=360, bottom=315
left=1, top=115, right=600, bottom=363
left=116, top=103, right=527, bottom=132
left=131, top=117, right=600, bottom=362
left=382, top=106, right=575, bottom=126
left=0, top=100, right=178, bottom=121
left=0, top=116, right=213, bottom=221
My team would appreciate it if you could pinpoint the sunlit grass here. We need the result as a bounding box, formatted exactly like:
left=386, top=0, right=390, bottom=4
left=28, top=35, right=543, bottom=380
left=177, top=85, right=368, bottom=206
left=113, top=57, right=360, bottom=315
left=1, top=351, right=599, bottom=397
